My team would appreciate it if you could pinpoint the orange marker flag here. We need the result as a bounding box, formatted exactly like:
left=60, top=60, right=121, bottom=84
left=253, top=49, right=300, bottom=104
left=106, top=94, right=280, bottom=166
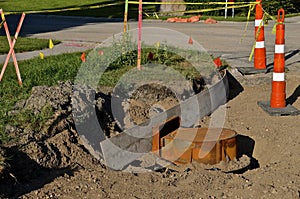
left=213, top=57, right=222, bottom=68
left=188, top=36, right=193, bottom=45
left=49, top=39, right=54, bottom=49
left=81, top=52, right=86, bottom=62
left=98, top=50, right=104, bottom=55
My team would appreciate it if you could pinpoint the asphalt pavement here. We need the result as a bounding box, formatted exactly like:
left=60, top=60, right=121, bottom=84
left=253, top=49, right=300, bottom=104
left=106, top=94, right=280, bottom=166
left=0, top=14, right=299, bottom=72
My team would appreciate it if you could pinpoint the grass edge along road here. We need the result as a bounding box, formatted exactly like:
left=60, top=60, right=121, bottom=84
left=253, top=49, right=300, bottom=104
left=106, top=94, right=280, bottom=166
left=0, top=37, right=60, bottom=54
left=0, top=0, right=119, bottom=13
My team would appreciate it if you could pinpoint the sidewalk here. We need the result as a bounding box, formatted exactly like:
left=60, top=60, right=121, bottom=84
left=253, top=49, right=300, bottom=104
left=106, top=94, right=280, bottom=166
left=0, top=41, right=96, bottom=63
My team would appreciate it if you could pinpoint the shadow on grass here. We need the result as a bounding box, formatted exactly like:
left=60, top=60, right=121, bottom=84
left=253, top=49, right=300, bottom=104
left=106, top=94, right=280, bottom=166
left=1, top=13, right=123, bottom=37
left=0, top=1, right=154, bottom=36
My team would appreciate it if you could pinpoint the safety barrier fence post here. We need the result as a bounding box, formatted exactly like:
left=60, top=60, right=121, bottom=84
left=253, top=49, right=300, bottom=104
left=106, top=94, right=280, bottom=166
left=124, top=0, right=129, bottom=32
left=137, top=0, right=142, bottom=70
left=225, top=0, right=235, bottom=19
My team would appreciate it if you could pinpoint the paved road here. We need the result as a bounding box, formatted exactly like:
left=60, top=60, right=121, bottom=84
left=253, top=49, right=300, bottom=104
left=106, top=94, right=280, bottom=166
left=1, top=14, right=299, bottom=72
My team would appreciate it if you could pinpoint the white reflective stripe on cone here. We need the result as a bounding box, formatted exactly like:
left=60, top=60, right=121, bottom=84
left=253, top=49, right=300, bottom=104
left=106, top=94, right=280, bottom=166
left=275, top=44, right=285, bottom=54
left=255, top=41, right=265, bottom=48
left=255, top=19, right=264, bottom=27
left=273, top=72, right=285, bottom=81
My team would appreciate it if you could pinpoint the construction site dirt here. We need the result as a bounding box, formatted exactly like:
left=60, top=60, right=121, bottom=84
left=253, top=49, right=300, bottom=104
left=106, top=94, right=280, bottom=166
left=0, top=69, right=299, bottom=198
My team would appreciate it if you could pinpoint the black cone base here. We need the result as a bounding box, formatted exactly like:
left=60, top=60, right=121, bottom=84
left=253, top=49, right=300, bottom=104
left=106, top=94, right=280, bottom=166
left=258, top=101, right=300, bottom=116
left=237, top=67, right=268, bottom=75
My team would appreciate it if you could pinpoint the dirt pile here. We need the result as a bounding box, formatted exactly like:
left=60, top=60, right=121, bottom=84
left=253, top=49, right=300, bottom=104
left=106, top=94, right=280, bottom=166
left=0, top=79, right=199, bottom=197
left=0, top=81, right=109, bottom=196
left=0, top=71, right=299, bottom=198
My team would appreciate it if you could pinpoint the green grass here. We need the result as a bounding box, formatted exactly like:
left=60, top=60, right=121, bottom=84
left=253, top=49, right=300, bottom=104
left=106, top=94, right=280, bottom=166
left=0, top=0, right=115, bottom=13
left=0, top=37, right=60, bottom=54
left=0, top=0, right=155, bottom=19
left=0, top=52, right=82, bottom=144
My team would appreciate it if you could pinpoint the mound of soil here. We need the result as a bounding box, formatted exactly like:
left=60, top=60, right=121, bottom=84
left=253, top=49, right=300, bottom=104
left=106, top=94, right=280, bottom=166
left=0, top=81, right=106, bottom=196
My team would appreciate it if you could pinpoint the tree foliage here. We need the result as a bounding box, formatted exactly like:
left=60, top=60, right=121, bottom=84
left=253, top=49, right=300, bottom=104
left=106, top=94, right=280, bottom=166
left=263, top=0, right=300, bottom=15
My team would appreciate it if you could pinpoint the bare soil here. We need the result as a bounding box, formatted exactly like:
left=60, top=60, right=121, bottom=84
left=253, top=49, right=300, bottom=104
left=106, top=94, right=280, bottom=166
left=0, top=69, right=299, bottom=199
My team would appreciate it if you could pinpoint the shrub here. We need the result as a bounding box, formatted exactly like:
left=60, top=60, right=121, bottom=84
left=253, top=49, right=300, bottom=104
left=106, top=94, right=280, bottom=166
left=184, top=0, right=300, bottom=16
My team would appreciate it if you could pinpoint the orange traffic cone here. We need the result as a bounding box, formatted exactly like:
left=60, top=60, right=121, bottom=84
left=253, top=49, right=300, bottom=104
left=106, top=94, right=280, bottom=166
left=81, top=52, right=86, bottom=62
left=258, top=8, right=300, bottom=116
left=254, top=0, right=266, bottom=70
left=270, top=9, right=286, bottom=108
